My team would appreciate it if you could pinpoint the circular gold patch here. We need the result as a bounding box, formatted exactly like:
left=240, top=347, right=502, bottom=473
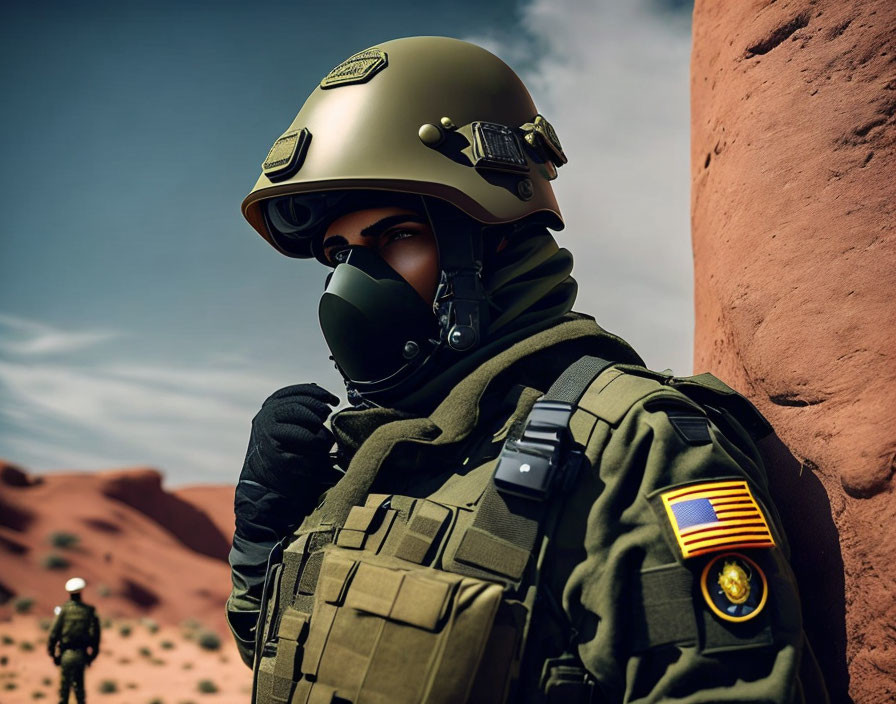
left=701, top=552, right=767, bottom=622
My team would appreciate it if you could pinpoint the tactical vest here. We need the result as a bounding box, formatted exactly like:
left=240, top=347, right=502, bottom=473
left=58, top=601, right=98, bottom=651
left=251, top=357, right=771, bottom=704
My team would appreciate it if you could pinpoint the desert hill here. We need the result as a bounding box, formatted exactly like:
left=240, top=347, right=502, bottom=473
left=0, top=460, right=235, bottom=633
left=0, top=461, right=252, bottom=701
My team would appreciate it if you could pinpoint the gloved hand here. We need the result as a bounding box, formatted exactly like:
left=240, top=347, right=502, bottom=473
left=229, top=384, right=342, bottom=645
left=234, top=383, right=342, bottom=543
left=241, top=383, right=340, bottom=497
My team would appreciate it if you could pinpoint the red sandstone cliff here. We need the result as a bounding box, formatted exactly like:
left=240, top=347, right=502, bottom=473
left=691, top=1, right=895, bottom=701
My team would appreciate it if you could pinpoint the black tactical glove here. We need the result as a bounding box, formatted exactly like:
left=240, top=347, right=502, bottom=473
left=240, top=383, right=341, bottom=500
left=230, top=384, right=342, bottom=629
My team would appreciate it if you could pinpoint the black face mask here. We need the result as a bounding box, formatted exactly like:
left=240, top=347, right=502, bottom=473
left=318, top=246, right=439, bottom=388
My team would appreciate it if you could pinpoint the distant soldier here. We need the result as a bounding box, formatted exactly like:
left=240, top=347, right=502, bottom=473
left=47, top=577, right=100, bottom=704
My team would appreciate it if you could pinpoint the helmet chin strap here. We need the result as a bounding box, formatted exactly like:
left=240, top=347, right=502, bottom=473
left=422, top=197, right=490, bottom=354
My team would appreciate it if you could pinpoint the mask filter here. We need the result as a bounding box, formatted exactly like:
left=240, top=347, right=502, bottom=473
left=319, top=247, right=438, bottom=384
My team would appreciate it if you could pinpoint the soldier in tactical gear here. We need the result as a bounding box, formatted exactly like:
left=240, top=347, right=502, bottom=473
left=228, top=37, right=828, bottom=703
left=48, top=577, right=100, bottom=704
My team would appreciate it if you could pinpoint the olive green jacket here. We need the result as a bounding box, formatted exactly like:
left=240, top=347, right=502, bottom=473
left=48, top=599, right=100, bottom=658
left=227, top=313, right=826, bottom=703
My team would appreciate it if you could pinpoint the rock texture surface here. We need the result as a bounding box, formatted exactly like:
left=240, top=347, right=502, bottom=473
left=691, top=1, right=895, bottom=701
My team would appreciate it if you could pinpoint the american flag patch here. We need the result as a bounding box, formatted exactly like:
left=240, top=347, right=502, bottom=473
left=659, top=480, right=775, bottom=559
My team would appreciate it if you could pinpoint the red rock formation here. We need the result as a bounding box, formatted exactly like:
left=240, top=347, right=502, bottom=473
left=0, top=461, right=235, bottom=634
left=691, top=1, right=896, bottom=701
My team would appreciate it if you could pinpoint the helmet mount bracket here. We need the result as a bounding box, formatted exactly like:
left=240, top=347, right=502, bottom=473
left=422, top=197, right=489, bottom=353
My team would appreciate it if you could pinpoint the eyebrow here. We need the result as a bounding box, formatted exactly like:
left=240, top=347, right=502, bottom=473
left=323, top=214, right=427, bottom=249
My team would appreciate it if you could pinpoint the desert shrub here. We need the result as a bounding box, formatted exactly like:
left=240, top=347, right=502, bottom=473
left=31, top=691, right=46, bottom=699
left=38, top=619, right=52, bottom=632
left=1, top=656, right=8, bottom=666
left=159, top=640, right=175, bottom=650
left=98, top=679, right=118, bottom=694
left=12, top=597, right=34, bottom=614
left=48, top=532, right=80, bottom=549
left=138, top=646, right=152, bottom=657
left=197, top=680, right=218, bottom=694
left=181, top=662, right=193, bottom=670
left=40, top=554, right=70, bottom=570
left=101, top=618, right=112, bottom=629
left=118, top=624, right=132, bottom=637
left=148, top=698, right=164, bottom=704
left=196, top=631, right=220, bottom=652
left=151, top=658, right=166, bottom=666
left=126, top=682, right=138, bottom=689
left=141, top=618, right=159, bottom=634
left=19, top=642, right=34, bottom=652
left=1, top=635, right=13, bottom=645
left=41, top=678, right=51, bottom=686
left=4, top=682, right=17, bottom=690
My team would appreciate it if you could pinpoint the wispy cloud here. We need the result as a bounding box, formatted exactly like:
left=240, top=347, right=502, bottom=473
left=468, top=0, right=694, bottom=374
left=0, top=314, right=284, bottom=484
left=0, top=313, right=120, bottom=356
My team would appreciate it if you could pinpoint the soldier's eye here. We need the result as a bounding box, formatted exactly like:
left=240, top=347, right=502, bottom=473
left=385, top=230, right=415, bottom=244
left=330, top=248, right=350, bottom=264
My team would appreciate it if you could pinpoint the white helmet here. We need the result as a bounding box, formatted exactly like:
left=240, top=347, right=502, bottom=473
left=64, top=577, right=86, bottom=593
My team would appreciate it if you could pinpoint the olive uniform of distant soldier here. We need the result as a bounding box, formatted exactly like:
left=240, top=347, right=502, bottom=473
left=48, top=577, right=100, bottom=704
left=227, top=37, right=828, bottom=703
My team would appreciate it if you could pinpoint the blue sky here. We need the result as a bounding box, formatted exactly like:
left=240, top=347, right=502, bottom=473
left=0, top=0, right=693, bottom=484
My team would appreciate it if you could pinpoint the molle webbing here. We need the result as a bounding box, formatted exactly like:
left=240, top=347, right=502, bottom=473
left=335, top=494, right=449, bottom=565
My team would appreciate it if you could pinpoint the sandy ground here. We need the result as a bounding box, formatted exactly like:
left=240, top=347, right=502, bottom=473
left=0, top=615, right=252, bottom=704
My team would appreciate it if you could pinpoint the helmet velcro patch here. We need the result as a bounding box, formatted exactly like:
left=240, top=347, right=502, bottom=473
left=262, top=128, right=311, bottom=181
left=320, top=48, right=388, bottom=89
left=650, top=479, right=776, bottom=559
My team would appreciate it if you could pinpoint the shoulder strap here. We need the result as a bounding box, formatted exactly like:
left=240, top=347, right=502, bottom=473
left=460, top=356, right=616, bottom=586
left=491, top=355, right=613, bottom=501
left=544, top=355, right=615, bottom=404
left=483, top=357, right=612, bottom=702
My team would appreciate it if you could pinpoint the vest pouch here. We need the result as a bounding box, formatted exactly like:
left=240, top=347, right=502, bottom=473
left=290, top=545, right=510, bottom=704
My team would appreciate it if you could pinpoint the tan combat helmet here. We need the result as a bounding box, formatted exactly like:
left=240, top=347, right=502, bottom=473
left=242, top=36, right=567, bottom=259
